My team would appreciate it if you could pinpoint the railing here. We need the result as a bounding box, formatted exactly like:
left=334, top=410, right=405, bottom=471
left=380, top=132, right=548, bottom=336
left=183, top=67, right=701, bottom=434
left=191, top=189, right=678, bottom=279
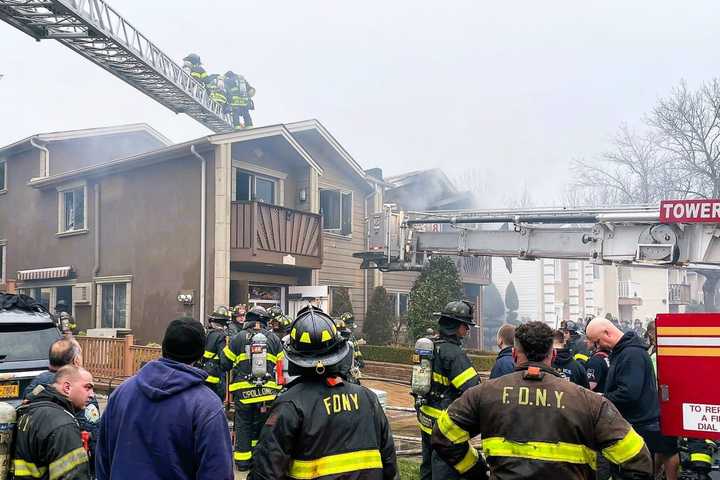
left=231, top=201, right=323, bottom=260
left=77, top=336, right=162, bottom=383
left=454, top=256, right=491, bottom=285
left=618, top=280, right=641, bottom=299
left=669, top=283, right=691, bottom=305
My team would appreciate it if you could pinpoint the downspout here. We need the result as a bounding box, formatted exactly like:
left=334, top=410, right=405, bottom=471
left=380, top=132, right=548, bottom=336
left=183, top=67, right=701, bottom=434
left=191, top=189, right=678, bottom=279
left=363, top=185, right=378, bottom=318
left=191, top=145, right=207, bottom=324
left=29, top=138, right=49, bottom=177
left=92, top=184, right=101, bottom=326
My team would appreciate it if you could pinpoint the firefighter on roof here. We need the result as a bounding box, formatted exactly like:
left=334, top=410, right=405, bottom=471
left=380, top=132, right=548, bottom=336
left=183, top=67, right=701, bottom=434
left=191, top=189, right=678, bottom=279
left=248, top=306, right=397, bottom=479
left=219, top=306, right=283, bottom=471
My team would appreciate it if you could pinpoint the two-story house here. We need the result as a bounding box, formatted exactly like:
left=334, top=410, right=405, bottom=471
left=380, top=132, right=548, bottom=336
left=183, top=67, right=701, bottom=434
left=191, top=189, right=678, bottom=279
left=0, top=120, right=383, bottom=342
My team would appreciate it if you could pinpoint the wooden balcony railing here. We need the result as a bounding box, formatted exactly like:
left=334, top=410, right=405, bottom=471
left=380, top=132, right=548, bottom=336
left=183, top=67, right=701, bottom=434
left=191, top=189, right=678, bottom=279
left=231, top=201, right=323, bottom=268
left=669, top=283, right=691, bottom=305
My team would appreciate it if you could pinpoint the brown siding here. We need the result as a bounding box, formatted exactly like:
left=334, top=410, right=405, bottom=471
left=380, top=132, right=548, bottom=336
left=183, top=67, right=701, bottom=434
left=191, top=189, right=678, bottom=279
left=383, top=271, right=419, bottom=293
left=49, top=132, right=166, bottom=175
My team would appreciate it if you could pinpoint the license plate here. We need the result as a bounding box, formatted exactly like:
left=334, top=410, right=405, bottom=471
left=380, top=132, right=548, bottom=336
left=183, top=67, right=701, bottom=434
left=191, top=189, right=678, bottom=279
left=0, top=383, right=19, bottom=399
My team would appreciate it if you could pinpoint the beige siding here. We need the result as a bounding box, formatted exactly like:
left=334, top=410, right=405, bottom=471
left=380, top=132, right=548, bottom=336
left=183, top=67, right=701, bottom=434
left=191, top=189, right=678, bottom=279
left=383, top=271, right=419, bottom=294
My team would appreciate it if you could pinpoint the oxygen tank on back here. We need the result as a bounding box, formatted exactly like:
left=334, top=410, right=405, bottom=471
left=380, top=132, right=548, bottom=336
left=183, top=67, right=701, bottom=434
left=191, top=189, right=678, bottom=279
left=0, top=402, right=16, bottom=480
left=250, top=332, right=268, bottom=382
left=411, top=337, right=435, bottom=399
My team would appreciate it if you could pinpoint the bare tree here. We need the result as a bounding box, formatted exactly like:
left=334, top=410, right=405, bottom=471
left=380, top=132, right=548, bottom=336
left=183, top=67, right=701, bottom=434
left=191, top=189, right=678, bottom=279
left=649, top=79, right=720, bottom=198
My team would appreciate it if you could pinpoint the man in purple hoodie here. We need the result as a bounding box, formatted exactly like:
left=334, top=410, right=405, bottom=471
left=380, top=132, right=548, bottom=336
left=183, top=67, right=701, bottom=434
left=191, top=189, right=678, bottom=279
left=95, top=317, right=234, bottom=480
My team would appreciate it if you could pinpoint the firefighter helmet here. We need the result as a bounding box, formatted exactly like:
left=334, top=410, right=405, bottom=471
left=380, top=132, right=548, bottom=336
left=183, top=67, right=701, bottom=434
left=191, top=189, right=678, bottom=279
left=183, top=53, right=201, bottom=64
left=563, top=320, right=579, bottom=333
left=267, top=305, right=283, bottom=319
left=296, top=304, right=324, bottom=318
left=434, top=300, right=476, bottom=326
left=208, top=306, right=231, bottom=324
left=245, top=306, right=270, bottom=325
left=285, top=308, right=348, bottom=370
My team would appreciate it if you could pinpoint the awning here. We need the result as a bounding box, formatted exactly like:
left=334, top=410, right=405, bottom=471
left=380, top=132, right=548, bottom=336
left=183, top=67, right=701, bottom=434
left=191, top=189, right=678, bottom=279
left=17, top=266, right=73, bottom=282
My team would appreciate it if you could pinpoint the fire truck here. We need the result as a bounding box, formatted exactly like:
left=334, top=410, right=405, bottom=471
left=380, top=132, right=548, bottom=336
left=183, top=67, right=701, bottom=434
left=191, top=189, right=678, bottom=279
left=355, top=199, right=720, bottom=476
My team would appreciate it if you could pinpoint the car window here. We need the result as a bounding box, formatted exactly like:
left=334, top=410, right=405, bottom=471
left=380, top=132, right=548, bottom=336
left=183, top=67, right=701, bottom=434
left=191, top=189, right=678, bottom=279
left=0, top=324, right=59, bottom=362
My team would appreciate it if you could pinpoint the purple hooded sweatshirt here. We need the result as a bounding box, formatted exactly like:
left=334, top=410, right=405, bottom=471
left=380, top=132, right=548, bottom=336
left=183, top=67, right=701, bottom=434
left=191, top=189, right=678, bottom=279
left=95, top=357, right=233, bottom=480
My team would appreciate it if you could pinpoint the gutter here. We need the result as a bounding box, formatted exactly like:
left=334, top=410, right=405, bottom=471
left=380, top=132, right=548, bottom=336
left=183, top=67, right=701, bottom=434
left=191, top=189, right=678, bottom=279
left=92, top=183, right=101, bottom=326
left=29, top=138, right=49, bottom=178
left=191, top=145, right=207, bottom=324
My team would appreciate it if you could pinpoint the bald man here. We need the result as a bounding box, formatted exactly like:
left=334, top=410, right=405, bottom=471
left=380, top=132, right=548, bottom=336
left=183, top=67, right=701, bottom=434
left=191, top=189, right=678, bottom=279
left=14, top=366, right=94, bottom=479
left=586, top=318, right=679, bottom=479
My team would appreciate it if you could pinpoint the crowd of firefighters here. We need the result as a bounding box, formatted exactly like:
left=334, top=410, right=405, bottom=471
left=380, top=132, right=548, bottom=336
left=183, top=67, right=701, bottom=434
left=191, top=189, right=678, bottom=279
left=11, top=291, right=720, bottom=480
left=182, top=53, right=256, bottom=130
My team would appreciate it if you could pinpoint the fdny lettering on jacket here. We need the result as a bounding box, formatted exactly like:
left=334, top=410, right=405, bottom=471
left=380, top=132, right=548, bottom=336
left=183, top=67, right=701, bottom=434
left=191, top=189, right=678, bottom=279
left=501, top=386, right=565, bottom=409
left=322, top=393, right=360, bottom=415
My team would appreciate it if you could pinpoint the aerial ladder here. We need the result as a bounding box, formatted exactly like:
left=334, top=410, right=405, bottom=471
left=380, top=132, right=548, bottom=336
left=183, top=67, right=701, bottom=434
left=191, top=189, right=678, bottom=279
left=354, top=202, right=720, bottom=271
left=0, top=0, right=233, bottom=132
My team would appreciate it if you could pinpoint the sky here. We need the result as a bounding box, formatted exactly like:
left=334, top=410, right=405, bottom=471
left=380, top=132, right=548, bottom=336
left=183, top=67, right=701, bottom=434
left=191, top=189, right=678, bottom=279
left=1, top=0, right=719, bottom=206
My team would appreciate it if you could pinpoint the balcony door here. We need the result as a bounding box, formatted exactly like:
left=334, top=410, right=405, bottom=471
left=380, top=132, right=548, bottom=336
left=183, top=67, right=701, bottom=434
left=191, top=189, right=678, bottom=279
left=233, top=168, right=276, bottom=205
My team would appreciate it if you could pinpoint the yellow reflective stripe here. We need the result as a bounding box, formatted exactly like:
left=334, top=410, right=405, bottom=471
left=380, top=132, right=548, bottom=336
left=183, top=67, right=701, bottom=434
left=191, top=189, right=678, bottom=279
left=574, top=353, right=589, bottom=362
left=277, top=351, right=286, bottom=361
left=251, top=440, right=259, bottom=447
left=288, top=449, right=382, bottom=479
left=601, top=428, right=645, bottom=465
left=204, top=350, right=218, bottom=359
left=691, top=453, right=712, bottom=464
left=437, top=411, right=470, bottom=444
left=223, top=346, right=237, bottom=362
left=455, top=446, right=480, bottom=474
left=239, top=395, right=277, bottom=404
left=206, top=375, right=221, bottom=384
left=482, top=437, right=597, bottom=470
left=418, top=421, right=433, bottom=435
left=234, top=451, right=252, bottom=461
left=49, top=447, right=88, bottom=480
left=234, top=353, right=249, bottom=366
left=432, top=372, right=449, bottom=386
left=229, top=381, right=282, bottom=391
left=13, top=459, right=47, bottom=478
left=267, top=353, right=278, bottom=363
left=451, top=367, right=478, bottom=389
left=419, top=404, right=443, bottom=419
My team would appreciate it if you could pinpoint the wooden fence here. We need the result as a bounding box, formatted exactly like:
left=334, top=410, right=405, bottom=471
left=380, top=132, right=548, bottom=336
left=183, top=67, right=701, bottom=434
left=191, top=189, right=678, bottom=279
left=76, top=336, right=161, bottom=384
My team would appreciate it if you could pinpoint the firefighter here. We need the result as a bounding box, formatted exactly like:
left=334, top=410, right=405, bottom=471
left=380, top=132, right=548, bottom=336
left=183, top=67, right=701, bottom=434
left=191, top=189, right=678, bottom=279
left=585, top=335, right=611, bottom=393
left=248, top=307, right=398, bottom=479
left=229, top=304, right=247, bottom=337
left=563, top=319, right=590, bottom=364
left=431, top=321, right=654, bottom=480
left=14, top=365, right=94, bottom=479
left=551, top=329, right=589, bottom=388
left=341, top=312, right=365, bottom=370
left=182, top=53, right=209, bottom=85
left=58, top=311, right=77, bottom=335
left=206, top=74, right=229, bottom=113
left=202, top=307, right=231, bottom=400
left=267, top=305, right=286, bottom=336
left=416, top=300, right=480, bottom=480
left=219, top=306, right=283, bottom=471
left=681, top=438, right=716, bottom=479
left=336, top=316, right=362, bottom=384
left=224, top=70, right=255, bottom=129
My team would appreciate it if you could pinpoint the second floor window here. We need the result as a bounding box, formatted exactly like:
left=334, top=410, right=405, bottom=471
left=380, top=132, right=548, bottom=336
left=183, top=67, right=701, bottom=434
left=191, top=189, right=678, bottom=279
left=235, top=169, right=275, bottom=204
left=0, top=160, right=6, bottom=192
left=320, top=189, right=352, bottom=235
left=59, top=186, right=85, bottom=232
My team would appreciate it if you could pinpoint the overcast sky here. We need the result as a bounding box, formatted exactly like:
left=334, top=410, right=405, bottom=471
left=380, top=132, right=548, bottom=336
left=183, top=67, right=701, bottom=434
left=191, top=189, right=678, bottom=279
left=1, top=0, right=719, bottom=205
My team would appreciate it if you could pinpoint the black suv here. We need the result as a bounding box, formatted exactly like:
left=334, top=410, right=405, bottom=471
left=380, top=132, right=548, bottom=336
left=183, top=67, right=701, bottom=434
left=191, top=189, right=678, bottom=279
left=0, top=293, right=62, bottom=405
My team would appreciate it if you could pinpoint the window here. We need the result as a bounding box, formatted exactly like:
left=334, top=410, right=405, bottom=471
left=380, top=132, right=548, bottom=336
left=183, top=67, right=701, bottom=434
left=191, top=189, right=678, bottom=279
left=320, top=189, right=352, bottom=235
left=233, top=169, right=276, bottom=204
left=248, top=284, right=284, bottom=308
left=18, top=287, right=53, bottom=311
left=58, top=184, right=86, bottom=233
left=396, top=293, right=409, bottom=317
left=0, top=160, right=6, bottom=192
left=100, top=283, right=128, bottom=329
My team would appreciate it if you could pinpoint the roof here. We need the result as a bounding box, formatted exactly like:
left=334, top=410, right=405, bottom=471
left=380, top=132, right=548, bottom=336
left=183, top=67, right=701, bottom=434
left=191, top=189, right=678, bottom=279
left=0, top=123, right=172, bottom=156
left=28, top=123, right=325, bottom=189
left=386, top=168, right=455, bottom=191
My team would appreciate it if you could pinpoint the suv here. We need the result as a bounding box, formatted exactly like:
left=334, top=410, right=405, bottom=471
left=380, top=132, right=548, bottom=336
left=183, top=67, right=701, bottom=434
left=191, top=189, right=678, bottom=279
left=0, top=293, right=62, bottom=405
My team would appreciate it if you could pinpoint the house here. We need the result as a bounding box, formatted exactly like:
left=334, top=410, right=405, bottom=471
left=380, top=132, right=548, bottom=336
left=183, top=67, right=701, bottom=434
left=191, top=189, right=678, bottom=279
left=0, top=120, right=382, bottom=342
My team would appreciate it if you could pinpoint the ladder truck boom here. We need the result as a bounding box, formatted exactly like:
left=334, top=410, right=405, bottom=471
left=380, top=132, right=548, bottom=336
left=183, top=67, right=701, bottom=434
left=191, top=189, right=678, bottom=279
left=354, top=203, right=720, bottom=271
left=0, top=0, right=233, bottom=132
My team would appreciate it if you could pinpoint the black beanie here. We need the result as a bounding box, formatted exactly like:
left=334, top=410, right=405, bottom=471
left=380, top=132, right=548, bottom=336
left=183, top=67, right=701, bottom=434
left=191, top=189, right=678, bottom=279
left=162, top=317, right=206, bottom=364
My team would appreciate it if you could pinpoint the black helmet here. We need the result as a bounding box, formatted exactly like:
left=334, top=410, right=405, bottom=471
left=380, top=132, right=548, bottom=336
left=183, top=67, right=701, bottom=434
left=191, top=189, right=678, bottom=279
left=285, top=308, right=348, bottom=370
left=564, top=320, right=579, bottom=333
left=434, top=300, right=476, bottom=326
left=183, top=53, right=201, bottom=64
left=267, top=305, right=283, bottom=319
left=208, top=306, right=231, bottom=324
left=296, top=304, right=324, bottom=317
left=245, top=306, right=270, bottom=325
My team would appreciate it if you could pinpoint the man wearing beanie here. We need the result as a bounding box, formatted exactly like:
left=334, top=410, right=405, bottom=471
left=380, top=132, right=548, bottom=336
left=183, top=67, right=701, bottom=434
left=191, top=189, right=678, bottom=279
left=96, top=317, right=233, bottom=480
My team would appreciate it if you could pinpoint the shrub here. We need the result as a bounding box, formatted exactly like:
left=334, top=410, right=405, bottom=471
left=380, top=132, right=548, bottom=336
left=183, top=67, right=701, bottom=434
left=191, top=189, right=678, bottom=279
left=364, top=286, right=395, bottom=345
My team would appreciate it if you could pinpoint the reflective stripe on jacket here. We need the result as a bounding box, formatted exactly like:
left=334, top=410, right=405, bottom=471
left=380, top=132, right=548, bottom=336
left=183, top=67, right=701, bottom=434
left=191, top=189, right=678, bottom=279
left=431, top=363, right=653, bottom=479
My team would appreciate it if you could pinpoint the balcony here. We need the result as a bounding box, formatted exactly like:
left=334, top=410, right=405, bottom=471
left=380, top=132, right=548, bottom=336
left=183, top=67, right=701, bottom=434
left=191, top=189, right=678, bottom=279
left=618, top=280, right=642, bottom=306
left=230, top=201, right=323, bottom=269
left=669, top=283, right=691, bottom=305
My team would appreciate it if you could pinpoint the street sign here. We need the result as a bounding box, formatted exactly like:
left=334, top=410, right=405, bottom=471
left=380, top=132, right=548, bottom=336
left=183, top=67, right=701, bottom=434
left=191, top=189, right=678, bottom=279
left=656, top=313, right=720, bottom=439
left=660, top=199, right=720, bottom=223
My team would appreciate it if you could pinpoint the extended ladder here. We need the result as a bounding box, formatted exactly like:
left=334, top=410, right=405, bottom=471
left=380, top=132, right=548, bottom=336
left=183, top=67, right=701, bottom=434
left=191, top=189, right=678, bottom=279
left=0, top=0, right=234, bottom=132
